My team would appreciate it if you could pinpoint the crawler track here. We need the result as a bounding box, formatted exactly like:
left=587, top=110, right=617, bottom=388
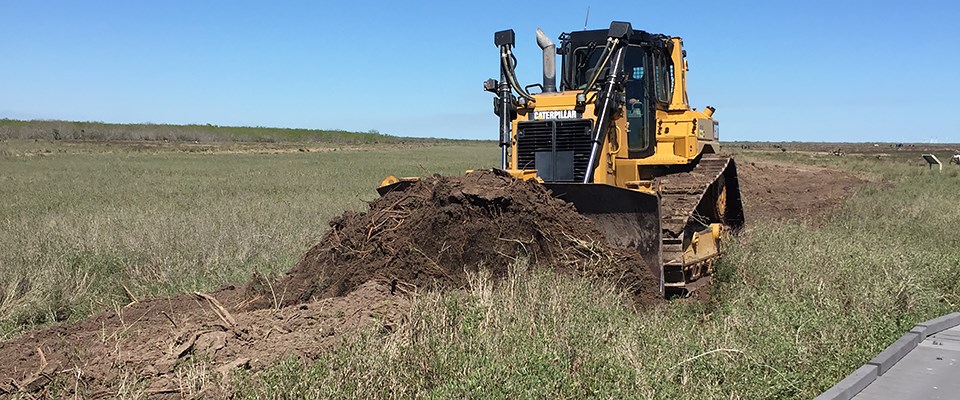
left=654, top=155, right=744, bottom=291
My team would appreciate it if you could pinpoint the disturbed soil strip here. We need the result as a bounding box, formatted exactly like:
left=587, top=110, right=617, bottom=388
left=735, top=160, right=870, bottom=225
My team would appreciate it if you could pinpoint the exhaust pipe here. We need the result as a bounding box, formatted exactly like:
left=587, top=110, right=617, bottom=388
left=535, top=28, right=557, bottom=93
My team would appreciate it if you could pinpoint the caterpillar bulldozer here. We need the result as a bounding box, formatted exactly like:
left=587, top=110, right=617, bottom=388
left=380, top=21, right=744, bottom=296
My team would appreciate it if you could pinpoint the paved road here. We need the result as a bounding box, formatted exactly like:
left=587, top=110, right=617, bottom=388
left=853, top=325, right=960, bottom=399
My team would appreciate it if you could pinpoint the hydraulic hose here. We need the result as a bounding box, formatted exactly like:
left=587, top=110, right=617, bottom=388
left=497, top=61, right=512, bottom=169
left=500, top=47, right=535, bottom=102
left=581, top=38, right=618, bottom=96
left=583, top=43, right=628, bottom=183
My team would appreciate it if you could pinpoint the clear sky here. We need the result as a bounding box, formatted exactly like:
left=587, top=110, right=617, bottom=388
left=2, top=0, right=958, bottom=142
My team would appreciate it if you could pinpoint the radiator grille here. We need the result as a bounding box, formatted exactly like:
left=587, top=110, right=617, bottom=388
left=516, top=119, right=594, bottom=182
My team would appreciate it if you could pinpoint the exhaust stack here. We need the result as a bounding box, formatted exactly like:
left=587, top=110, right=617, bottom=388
left=535, top=28, right=557, bottom=93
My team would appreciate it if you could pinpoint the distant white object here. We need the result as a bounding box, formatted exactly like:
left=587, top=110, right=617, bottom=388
left=922, top=154, right=942, bottom=171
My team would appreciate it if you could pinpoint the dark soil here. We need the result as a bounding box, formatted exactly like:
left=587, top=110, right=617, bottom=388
left=0, top=283, right=405, bottom=398
left=267, top=170, right=658, bottom=308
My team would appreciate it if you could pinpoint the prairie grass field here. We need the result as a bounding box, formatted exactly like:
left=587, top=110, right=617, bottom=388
left=2, top=137, right=960, bottom=398
left=0, top=139, right=497, bottom=339
left=0, top=119, right=457, bottom=144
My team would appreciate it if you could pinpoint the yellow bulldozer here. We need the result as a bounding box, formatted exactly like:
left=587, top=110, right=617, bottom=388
left=381, top=21, right=744, bottom=296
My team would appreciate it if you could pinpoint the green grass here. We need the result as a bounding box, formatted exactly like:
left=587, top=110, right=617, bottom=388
left=0, top=118, right=473, bottom=143
left=3, top=139, right=960, bottom=398
left=0, top=140, right=497, bottom=338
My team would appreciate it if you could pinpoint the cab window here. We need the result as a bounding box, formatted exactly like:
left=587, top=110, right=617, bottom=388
left=624, top=46, right=651, bottom=153
left=571, top=46, right=605, bottom=89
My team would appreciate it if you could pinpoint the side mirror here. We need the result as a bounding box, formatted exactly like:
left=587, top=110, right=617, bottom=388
left=607, top=21, right=632, bottom=39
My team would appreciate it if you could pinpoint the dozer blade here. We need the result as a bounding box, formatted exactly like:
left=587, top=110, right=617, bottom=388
left=376, top=176, right=420, bottom=196
left=543, top=183, right=663, bottom=292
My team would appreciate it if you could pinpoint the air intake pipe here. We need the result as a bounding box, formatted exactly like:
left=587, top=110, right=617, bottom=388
left=535, top=28, right=557, bottom=93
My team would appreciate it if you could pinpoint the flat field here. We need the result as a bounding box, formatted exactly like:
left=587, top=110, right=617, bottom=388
left=0, top=140, right=497, bottom=338
left=1, top=139, right=959, bottom=399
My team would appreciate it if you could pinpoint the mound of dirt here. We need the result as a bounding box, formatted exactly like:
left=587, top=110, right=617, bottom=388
left=261, top=169, right=659, bottom=308
left=0, top=170, right=659, bottom=398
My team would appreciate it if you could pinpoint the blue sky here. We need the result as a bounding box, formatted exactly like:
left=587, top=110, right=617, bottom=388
left=1, top=1, right=958, bottom=142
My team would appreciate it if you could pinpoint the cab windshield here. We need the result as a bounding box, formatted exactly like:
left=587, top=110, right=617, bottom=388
left=569, top=44, right=648, bottom=90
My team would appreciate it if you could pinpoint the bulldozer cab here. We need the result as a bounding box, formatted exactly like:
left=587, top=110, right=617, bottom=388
left=560, top=30, right=672, bottom=159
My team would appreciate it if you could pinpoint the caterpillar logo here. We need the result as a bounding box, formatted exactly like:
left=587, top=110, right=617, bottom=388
left=533, top=109, right=579, bottom=120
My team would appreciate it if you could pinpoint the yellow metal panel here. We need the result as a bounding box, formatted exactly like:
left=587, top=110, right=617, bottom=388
left=529, top=91, right=580, bottom=108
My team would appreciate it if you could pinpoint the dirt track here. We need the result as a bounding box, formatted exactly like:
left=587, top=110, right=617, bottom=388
left=736, top=160, right=869, bottom=224
left=0, top=160, right=870, bottom=397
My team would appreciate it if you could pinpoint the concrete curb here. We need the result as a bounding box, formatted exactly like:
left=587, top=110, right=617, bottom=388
left=815, top=312, right=960, bottom=400
left=910, top=312, right=960, bottom=340
left=813, top=365, right=877, bottom=400
left=866, top=332, right=919, bottom=375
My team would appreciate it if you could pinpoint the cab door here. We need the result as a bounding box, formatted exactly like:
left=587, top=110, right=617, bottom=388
left=625, top=46, right=656, bottom=158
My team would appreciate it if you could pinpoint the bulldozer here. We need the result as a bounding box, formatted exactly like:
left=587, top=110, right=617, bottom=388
left=380, top=21, right=744, bottom=296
